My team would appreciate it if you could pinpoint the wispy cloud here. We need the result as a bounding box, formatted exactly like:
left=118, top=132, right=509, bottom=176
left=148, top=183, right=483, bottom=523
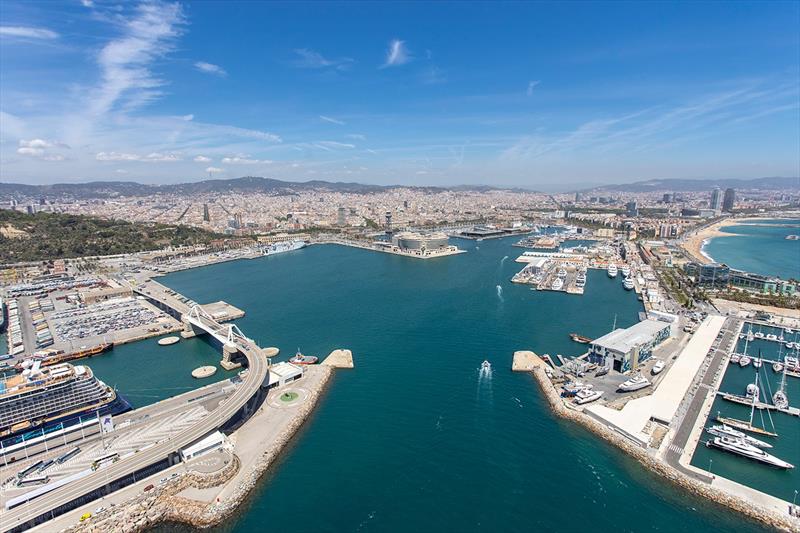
left=347, top=134, right=366, bottom=140
left=96, top=151, right=182, bottom=162
left=292, top=48, right=353, bottom=70
left=526, top=80, right=540, bottom=96
left=221, top=155, right=272, bottom=164
left=320, top=115, right=345, bottom=125
left=89, top=1, right=185, bottom=115
left=205, top=166, right=225, bottom=174
left=193, top=155, right=212, bottom=163
left=382, top=39, right=410, bottom=67
left=315, top=141, right=356, bottom=150
left=81, top=0, right=94, bottom=7
left=0, top=26, right=59, bottom=40
left=501, top=82, right=799, bottom=161
left=194, top=61, right=227, bottom=77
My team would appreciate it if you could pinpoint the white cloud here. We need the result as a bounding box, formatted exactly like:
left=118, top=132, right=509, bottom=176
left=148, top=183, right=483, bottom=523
left=205, top=166, right=225, bottom=174
left=16, top=139, right=67, bottom=160
left=383, top=39, right=410, bottom=67
left=0, top=26, right=59, bottom=40
left=293, top=48, right=353, bottom=70
left=89, top=2, right=184, bottom=115
left=221, top=155, right=272, bottom=164
left=347, top=134, right=366, bottom=140
left=193, top=155, right=212, bottom=163
left=181, top=114, right=194, bottom=121
left=95, top=151, right=181, bottom=162
left=194, top=61, right=227, bottom=77
left=320, top=115, right=345, bottom=125
left=527, top=80, right=540, bottom=96
left=317, top=141, right=355, bottom=149
left=81, top=0, right=94, bottom=7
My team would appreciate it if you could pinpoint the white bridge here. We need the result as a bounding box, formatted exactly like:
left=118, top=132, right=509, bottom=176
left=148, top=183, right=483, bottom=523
left=183, top=304, right=271, bottom=369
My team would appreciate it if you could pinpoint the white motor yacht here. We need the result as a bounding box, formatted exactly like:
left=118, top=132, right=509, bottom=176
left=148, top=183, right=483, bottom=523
left=574, top=389, right=603, bottom=405
left=707, top=436, right=793, bottom=469
left=622, top=277, right=634, bottom=290
left=617, top=374, right=651, bottom=392
left=607, top=264, right=618, bottom=278
left=739, top=355, right=751, bottom=367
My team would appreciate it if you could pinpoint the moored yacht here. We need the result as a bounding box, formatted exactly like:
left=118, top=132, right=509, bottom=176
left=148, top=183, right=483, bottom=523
left=707, top=436, right=793, bottom=469
left=745, top=382, right=759, bottom=400
left=622, top=277, right=634, bottom=290
left=551, top=278, right=564, bottom=291
left=706, top=424, right=772, bottom=448
left=620, top=265, right=630, bottom=277
left=607, top=264, right=618, bottom=278
left=739, top=355, right=751, bottom=367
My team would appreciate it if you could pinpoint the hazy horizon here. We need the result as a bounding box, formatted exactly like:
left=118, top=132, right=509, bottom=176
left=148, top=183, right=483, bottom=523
left=1, top=1, right=799, bottom=187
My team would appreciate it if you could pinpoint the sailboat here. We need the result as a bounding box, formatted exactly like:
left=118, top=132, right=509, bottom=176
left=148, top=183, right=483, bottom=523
left=716, top=368, right=778, bottom=437
left=773, top=346, right=789, bottom=410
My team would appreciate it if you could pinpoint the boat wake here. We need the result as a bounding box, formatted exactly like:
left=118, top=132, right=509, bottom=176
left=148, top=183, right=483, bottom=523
left=496, top=285, right=504, bottom=302
left=500, top=255, right=509, bottom=265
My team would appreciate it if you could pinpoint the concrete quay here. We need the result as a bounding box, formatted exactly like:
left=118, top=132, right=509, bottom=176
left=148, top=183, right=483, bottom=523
left=51, top=361, right=343, bottom=533
left=314, top=238, right=467, bottom=259
left=322, top=348, right=354, bottom=368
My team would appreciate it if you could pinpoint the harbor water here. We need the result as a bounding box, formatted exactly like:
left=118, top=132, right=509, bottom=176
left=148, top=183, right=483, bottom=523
left=691, top=330, right=800, bottom=501
left=85, top=237, right=770, bottom=532
left=702, top=219, right=800, bottom=279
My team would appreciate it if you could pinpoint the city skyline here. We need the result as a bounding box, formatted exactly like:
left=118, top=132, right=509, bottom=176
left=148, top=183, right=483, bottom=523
left=1, top=1, right=799, bottom=187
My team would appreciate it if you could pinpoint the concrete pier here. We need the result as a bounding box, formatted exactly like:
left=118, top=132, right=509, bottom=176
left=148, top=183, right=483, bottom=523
left=511, top=350, right=541, bottom=371
left=322, top=349, right=354, bottom=368
left=220, top=342, right=242, bottom=370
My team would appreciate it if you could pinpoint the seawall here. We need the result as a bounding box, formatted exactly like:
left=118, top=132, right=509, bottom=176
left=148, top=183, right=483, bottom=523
left=527, top=366, right=799, bottom=532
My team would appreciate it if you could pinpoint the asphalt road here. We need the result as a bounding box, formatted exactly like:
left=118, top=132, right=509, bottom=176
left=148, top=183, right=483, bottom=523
left=664, top=317, right=740, bottom=481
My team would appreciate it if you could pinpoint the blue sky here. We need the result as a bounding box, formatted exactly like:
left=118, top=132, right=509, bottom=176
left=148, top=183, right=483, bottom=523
left=1, top=1, right=798, bottom=187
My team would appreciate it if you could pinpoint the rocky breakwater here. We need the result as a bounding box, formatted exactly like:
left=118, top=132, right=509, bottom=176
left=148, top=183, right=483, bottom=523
left=69, top=352, right=350, bottom=532
left=528, top=365, right=800, bottom=532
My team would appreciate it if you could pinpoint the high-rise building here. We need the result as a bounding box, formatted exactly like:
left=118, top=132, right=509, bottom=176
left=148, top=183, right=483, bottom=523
left=203, top=203, right=210, bottom=222
left=722, top=188, right=735, bottom=212
left=385, top=211, right=393, bottom=234
left=337, top=206, right=346, bottom=226
left=625, top=201, right=638, bottom=217
left=574, top=192, right=582, bottom=202
left=710, top=188, right=722, bottom=210
left=662, top=193, right=672, bottom=203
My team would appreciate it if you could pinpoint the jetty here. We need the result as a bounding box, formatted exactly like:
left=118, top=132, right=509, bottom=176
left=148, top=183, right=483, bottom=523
left=322, top=349, right=354, bottom=368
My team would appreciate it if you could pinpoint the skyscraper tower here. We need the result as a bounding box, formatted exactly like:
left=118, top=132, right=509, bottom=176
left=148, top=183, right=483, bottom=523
left=722, top=188, right=736, bottom=212
left=710, top=188, right=722, bottom=210
left=203, top=203, right=210, bottom=222
left=385, top=211, right=393, bottom=234
left=337, top=206, right=346, bottom=226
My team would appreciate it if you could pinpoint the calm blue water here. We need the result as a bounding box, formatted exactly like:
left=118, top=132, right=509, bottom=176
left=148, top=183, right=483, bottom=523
left=104, top=238, right=768, bottom=532
left=702, top=219, right=800, bottom=279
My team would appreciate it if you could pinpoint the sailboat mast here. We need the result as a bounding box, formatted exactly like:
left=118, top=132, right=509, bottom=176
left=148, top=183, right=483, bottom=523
left=749, top=372, right=758, bottom=426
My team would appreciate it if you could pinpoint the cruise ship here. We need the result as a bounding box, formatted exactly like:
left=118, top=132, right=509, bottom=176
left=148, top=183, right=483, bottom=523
left=261, top=239, right=307, bottom=256
left=0, top=361, right=131, bottom=446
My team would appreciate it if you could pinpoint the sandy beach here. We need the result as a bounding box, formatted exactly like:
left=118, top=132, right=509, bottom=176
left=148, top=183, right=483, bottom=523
left=681, top=218, right=736, bottom=263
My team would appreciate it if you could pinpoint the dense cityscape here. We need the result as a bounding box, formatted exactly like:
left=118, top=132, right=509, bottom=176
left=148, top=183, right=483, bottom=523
left=1, top=1, right=798, bottom=533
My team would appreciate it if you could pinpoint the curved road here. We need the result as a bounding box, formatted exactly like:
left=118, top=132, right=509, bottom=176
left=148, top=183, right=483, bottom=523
left=2, top=300, right=268, bottom=532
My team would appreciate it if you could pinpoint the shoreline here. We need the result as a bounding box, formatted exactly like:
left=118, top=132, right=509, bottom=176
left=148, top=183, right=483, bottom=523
left=682, top=215, right=800, bottom=265
left=62, top=365, right=337, bottom=533
left=527, top=366, right=799, bottom=532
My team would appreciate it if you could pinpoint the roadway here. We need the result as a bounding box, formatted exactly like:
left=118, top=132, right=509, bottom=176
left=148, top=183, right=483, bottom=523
left=1, top=289, right=269, bottom=532
left=664, top=317, right=740, bottom=481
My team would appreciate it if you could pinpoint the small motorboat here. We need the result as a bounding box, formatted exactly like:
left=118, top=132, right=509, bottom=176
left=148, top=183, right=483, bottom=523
left=481, top=360, right=491, bottom=371
left=773, top=362, right=784, bottom=373
left=739, top=355, right=752, bottom=367
left=730, top=353, right=741, bottom=364
left=745, top=383, right=759, bottom=400
left=753, top=358, right=762, bottom=369
left=651, top=360, right=665, bottom=375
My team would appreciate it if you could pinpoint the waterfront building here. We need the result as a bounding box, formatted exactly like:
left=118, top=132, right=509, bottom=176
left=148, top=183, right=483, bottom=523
left=710, top=187, right=722, bottom=210
left=722, top=188, right=735, bottom=212
left=588, top=319, right=671, bottom=372
left=683, top=262, right=730, bottom=287
left=625, top=201, right=638, bottom=217
left=729, top=271, right=797, bottom=295
left=337, top=206, right=347, bottom=226
left=684, top=262, right=797, bottom=295
left=391, top=231, right=450, bottom=251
